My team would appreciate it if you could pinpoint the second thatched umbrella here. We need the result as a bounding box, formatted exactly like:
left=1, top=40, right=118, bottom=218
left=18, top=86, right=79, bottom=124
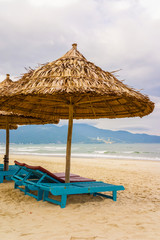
left=0, top=74, right=59, bottom=171
left=0, top=44, right=154, bottom=182
left=0, top=110, right=59, bottom=171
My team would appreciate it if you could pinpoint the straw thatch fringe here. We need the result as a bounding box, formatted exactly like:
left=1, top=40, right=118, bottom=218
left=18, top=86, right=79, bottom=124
left=0, top=124, right=18, bottom=130
left=0, top=110, right=59, bottom=125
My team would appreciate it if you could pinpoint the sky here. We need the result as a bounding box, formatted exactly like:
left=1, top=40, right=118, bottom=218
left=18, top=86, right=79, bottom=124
left=0, top=0, right=160, bottom=135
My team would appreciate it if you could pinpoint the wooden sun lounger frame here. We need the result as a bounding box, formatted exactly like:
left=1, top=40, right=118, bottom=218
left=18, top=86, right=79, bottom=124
left=0, top=164, right=19, bottom=183
left=12, top=162, right=125, bottom=208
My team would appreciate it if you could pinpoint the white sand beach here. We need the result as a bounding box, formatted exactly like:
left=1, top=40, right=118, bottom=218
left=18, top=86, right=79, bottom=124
left=0, top=154, right=160, bottom=240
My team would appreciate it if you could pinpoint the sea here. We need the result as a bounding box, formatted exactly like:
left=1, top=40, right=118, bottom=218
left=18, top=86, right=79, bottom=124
left=0, top=143, right=160, bottom=161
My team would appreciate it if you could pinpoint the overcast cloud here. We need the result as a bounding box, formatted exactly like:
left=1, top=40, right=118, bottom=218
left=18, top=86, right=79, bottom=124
left=0, top=0, right=160, bottom=135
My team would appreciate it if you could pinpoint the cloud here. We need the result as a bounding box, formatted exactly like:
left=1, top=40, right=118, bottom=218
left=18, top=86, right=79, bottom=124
left=140, top=0, right=160, bottom=20
left=0, top=0, right=159, bottom=92
left=0, top=0, right=159, bottom=134
left=28, top=0, right=79, bottom=7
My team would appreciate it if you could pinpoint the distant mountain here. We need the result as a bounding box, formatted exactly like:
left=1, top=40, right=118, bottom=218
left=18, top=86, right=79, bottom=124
left=0, top=124, right=160, bottom=144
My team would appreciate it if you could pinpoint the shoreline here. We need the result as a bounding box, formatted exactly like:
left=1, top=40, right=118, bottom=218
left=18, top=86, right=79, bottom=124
left=2, top=153, right=160, bottom=163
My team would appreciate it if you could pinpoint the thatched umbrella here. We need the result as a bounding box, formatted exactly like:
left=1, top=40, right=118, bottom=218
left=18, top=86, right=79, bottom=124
left=0, top=44, right=154, bottom=182
left=0, top=110, right=60, bottom=171
left=0, top=74, right=59, bottom=171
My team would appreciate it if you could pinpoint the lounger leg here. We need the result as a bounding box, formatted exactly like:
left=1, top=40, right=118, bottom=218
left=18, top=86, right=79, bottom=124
left=14, top=182, right=18, bottom=189
left=0, top=175, right=4, bottom=183
left=61, top=194, right=67, bottom=208
left=113, top=190, right=117, bottom=201
left=25, top=186, right=30, bottom=195
left=37, top=189, right=43, bottom=201
left=43, top=190, right=49, bottom=202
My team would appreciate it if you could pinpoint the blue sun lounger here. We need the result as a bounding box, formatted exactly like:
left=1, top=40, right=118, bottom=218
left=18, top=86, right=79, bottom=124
left=12, top=161, right=125, bottom=208
left=0, top=164, right=19, bottom=183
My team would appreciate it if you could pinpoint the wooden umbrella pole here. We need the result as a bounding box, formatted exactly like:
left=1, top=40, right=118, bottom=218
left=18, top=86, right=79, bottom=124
left=4, top=123, right=9, bottom=171
left=65, top=104, right=74, bottom=183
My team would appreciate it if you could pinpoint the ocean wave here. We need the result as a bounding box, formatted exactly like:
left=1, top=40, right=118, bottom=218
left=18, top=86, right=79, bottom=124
left=8, top=151, right=160, bottom=161
left=1, top=143, right=160, bottom=162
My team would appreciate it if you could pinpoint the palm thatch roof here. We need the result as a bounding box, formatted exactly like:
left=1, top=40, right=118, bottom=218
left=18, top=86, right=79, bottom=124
left=0, top=44, right=154, bottom=119
left=0, top=75, right=59, bottom=124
